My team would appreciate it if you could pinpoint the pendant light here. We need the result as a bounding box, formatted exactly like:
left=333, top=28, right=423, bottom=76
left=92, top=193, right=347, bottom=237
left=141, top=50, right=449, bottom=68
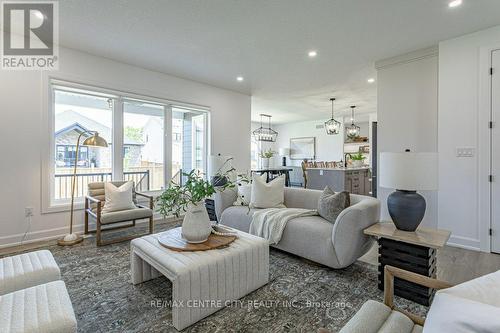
left=252, top=114, right=278, bottom=142
left=325, top=98, right=341, bottom=135
left=345, top=105, right=360, bottom=139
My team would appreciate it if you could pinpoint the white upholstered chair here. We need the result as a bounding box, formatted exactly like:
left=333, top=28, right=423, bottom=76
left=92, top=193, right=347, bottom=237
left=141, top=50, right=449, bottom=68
left=325, top=265, right=500, bottom=333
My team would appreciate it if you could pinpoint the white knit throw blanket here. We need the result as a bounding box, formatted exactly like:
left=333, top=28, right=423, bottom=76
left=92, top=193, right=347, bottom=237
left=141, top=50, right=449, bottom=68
left=249, top=208, right=318, bottom=244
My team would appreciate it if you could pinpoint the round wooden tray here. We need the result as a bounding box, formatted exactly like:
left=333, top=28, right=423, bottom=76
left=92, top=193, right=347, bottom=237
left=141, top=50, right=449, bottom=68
left=158, top=227, right=237, bottom=252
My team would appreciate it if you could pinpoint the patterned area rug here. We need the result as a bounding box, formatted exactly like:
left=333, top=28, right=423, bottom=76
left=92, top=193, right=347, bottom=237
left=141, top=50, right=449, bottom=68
left=4, top=221, right=426, bottom=332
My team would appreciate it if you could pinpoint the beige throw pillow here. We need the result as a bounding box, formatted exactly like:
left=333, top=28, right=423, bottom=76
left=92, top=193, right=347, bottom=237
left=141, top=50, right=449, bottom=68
left=102, top=181, right=137, bottom=213
left=250, top=174, right=286, bottom=209
left=317, top=186, right=350, bottom=223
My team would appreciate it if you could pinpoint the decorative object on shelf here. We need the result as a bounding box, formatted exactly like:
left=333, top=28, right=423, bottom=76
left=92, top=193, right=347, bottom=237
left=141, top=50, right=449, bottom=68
left=290, top=137, right=316, bottom=160
left=253, top=114, right=278, bottom=142
left=346, top=136, right=369, bottom=143
left=359, top=145, right=370, bottom=153
left=259, top=148, right=276, bottom=169
left=350, top=152, right=366, bottom=167
left=345, top=105, right=361, bottom=139
left=325, top=97, right=341, bottom=135
left=156, top=165, right=236, bottom=243
left=58, top=131, right=108, bottom=246
left=279, top=147, right=290, bottom=166
left=379, top=150, right=438, bottom=231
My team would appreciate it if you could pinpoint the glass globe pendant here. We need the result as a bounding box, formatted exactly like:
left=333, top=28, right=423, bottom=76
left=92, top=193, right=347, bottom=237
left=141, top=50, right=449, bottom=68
left=325, top=98, right=341, bottom=135
left=345, top=105, right=360, bottom=140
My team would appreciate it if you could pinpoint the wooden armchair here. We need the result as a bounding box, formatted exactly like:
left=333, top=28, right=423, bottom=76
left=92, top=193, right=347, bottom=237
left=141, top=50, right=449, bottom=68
left=84, top=181, right=154, bottom=246
left=319, top=265, right=453, bottom=333
left=383, top=265, right=452, bottom=326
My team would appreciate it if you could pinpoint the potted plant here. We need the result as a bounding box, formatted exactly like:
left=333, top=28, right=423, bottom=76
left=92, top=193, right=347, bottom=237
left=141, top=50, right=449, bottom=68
left=156, top=167, right=235, bottom=243
left=350, top=152, right=366, bottom=167
left=259, top=148, right=276, bottom=169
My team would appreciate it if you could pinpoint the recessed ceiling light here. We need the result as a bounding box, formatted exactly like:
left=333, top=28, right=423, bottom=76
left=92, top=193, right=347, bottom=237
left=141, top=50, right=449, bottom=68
left=448, top=0, right=462, bottom=8
left=367, top=78, right=375, bottom=83
left=236, top=76, right=244, bottom=82
left=308, top=50, right=318, bottom=58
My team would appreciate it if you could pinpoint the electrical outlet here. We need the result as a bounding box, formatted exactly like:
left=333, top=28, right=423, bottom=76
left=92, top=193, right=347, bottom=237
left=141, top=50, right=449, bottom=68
left=25, top=207, right=34, bottom=218
left=456, top=147, right=475, bottom=157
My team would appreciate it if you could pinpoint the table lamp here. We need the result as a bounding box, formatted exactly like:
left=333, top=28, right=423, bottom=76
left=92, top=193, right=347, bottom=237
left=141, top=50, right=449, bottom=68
left=58, top=131, right=108, bottom=246
left=279, top=148, right=290, bottom=166
left=208, top=154, right=234, bottom=186
left=379, top=151, right=438, bottom=231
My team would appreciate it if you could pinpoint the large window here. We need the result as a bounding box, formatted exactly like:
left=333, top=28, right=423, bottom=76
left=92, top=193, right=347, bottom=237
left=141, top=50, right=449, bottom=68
left=50, top=82, right=208, bottom=205
left=171, top=107, right=207, bottom=185
left=54, top=90, right=113, bottom=200
left=123, top=100, right=164, bottom=191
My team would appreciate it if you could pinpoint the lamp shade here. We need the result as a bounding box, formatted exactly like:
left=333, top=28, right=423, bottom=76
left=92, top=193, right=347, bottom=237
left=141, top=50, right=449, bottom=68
left=82, top=132, right=108, bottom=147
left=208, top=155, right=233, bottom=178
left=279, top=148, right=290, bottom=156
left=379, top=152, right=438, bottom=191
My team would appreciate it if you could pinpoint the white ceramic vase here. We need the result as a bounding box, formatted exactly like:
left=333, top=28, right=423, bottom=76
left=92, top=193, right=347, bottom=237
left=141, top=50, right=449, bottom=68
left=261, top=158, right=270, bottom=169
left=181, top=201, right=212, bottom=243
left=352, top=159, right=364, bottom=167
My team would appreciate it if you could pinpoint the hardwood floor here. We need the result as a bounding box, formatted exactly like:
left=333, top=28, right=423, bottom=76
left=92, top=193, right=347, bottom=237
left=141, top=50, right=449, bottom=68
left=359, top=243, right=500, bottom=285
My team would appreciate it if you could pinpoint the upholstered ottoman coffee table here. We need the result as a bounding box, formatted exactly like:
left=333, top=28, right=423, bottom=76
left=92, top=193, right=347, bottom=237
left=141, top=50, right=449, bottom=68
left=130, top=228, right=269, bottom=331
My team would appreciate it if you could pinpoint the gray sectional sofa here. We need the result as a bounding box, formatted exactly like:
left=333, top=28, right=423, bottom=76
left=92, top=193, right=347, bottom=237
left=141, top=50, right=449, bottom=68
left=214, top=187, right=381, bottom=269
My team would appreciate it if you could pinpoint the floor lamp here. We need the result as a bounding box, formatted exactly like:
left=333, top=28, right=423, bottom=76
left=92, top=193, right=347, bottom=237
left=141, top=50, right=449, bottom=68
left=58, top=131, right=108, bottom=246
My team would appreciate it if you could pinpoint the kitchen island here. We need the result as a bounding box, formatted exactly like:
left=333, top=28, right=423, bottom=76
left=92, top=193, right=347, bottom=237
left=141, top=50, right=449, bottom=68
left=306, top=166, right=372, bottom=195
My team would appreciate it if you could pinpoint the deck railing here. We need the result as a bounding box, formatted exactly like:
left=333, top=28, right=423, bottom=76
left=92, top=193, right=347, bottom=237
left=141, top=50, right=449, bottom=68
left=54, top=170, right=150, bottom=200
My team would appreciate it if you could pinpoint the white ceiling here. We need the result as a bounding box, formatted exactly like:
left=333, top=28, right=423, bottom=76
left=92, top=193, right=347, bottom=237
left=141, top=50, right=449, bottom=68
left=58, top=0, right=500, bottom=124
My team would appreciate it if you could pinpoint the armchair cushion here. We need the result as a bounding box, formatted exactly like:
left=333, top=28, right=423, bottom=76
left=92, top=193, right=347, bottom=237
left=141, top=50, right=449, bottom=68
left=100, top=208, right=153, bottom=224
left=340, top=300, right=422, bottom=333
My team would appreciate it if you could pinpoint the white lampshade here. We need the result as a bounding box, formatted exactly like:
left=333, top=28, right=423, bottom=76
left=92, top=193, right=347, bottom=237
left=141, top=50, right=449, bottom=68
left=279, top=148, right=290, bottom=156
left=379, top=152, right=438, bottom=191
left=208, top=155, right=233, bottom=178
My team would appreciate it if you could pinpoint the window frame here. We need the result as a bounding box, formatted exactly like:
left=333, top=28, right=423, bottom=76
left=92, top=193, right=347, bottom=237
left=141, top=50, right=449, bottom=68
left=42, top=77, right=210, bottom=213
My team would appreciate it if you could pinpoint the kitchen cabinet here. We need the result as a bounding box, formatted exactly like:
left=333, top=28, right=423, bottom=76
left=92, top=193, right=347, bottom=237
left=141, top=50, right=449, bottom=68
left=306, top=167, right=371, bottom=195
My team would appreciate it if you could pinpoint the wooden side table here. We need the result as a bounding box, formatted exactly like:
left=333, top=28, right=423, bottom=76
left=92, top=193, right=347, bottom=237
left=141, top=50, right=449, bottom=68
left=364, top=222, right=451, bottom=306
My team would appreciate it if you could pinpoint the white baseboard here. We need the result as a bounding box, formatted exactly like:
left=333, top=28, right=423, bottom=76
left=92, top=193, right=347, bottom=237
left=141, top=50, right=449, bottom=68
left=447, top=235, right=481, bottom=252
left=0, top=225, right=84, bottom=249
left=0, top=213, right=171, bottom=249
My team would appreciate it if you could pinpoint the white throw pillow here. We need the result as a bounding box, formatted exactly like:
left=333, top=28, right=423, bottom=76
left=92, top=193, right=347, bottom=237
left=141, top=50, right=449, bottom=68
left=233, top=182, right=252, bottom=206
left=423, top=292, right=500, bottom=333
left=250, top=173, right=286, bottom=209
left=102, top=181, right=137, bottom=213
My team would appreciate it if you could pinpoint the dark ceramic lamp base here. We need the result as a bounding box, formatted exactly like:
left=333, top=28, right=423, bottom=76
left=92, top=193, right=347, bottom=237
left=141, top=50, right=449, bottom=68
left=387, top=190, right=426, bottom=231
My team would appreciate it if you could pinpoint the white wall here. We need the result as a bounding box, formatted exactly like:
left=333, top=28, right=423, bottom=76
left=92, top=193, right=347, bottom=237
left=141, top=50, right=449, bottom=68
left=272, top=120, right=345, bottom=167
left=376, top=47, right=439, bottom=228
left=439, top=25, right=500, bottom=251
left=0, top=47, right=251, bottom=247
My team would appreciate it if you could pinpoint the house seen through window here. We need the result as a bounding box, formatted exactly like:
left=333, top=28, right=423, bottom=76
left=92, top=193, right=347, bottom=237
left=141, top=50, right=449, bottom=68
left=52, top=85, right=208, bottom=203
